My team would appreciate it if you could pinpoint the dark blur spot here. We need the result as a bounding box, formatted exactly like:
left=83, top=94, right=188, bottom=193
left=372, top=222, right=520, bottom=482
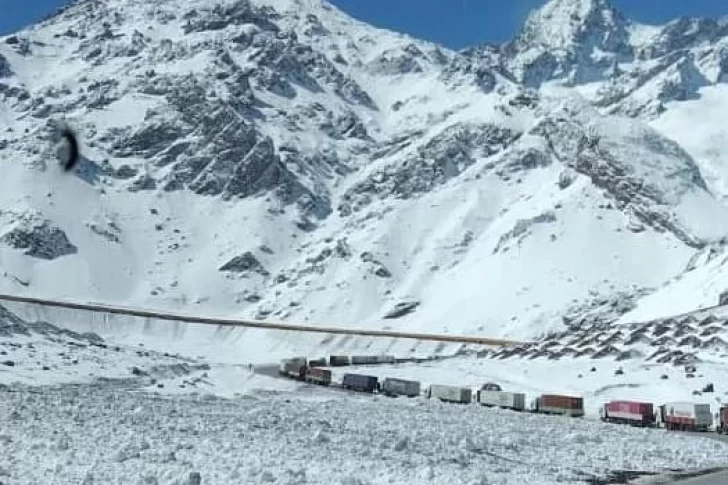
left=60, top=127, right=80, bottom=172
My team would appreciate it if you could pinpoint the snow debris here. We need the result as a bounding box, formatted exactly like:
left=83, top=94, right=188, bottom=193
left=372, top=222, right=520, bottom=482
left=2, top=384, right=728, bottom=485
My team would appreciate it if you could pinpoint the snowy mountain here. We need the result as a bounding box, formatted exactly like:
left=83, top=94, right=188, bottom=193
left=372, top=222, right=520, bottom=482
left=2, top=0, right=728, bottom=341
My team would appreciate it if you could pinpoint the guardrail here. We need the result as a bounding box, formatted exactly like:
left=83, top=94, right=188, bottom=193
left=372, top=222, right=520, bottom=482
left=0, top=293, right=527, bottom=347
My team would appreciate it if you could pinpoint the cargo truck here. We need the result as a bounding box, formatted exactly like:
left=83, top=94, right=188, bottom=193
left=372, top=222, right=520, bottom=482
left=532, top=394, right=584, bottom=417
left=717, top=406, right=728, bottom=434
left=305, top=367, right=332, bottom=386
left=427, top=384, right=472, bottom=404
left=476, top=390, right=525, bottom=411
left=381, top=378, right=421, bottom=397
left=342, top=373, right=379, bottom=393
left=350, top=355, right=380, bottom=365
left=278, top=358, right=307, bottom=379
left=329, top=355, right=350, bottom=367
left=307, top=358, right=327, bottom=367
left=659, top=402, right=712, bottom=432
left=600, top=400, right=655, bottom=427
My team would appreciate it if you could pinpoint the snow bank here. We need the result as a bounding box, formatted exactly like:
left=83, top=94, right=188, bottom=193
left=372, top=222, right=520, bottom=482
left=2, top=384, right=727, bottom=485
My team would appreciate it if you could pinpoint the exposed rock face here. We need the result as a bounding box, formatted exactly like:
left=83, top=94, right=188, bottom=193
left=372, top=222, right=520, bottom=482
left=383, top=301, right=420, bottom=319
left=529, top=104, right=708, bottom=248
left=0, top=53, right=12, bottom=78
left=0, top=305, right=29, bottom=337
left=507, top=0, right=632, bottom=86
left=340, top=123, right=520, bottom=214
left=0, top=212, right=77, bottom=260
left=219, top=252, right=270, bottom=276
left=494, top=212, right=557, bottom=254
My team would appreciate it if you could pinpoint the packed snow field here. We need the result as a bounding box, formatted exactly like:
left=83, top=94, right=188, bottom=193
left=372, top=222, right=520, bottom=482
left=3, top=382, right=728, bottom=485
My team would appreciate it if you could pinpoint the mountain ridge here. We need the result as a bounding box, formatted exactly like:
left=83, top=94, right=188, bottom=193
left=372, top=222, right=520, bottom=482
left=0, top=0, right=727, bottom=340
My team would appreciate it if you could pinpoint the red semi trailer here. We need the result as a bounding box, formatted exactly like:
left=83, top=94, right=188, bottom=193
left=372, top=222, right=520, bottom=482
left=717, top=406, right=728, bottom=434
left=532, top=394, right=584, bottom=417
left=600, top=400, right=655, bottom=427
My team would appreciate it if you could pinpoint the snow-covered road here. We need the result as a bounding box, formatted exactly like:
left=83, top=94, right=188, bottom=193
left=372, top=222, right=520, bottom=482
left=670, top=471, right=728, bottom=485
left=2, top=382, right=728, bottom=485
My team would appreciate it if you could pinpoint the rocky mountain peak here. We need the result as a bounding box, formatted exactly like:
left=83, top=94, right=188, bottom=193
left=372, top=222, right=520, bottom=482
left=506, top=0, right=632, bottom=86
left=515, top=0, right=627, bottom=51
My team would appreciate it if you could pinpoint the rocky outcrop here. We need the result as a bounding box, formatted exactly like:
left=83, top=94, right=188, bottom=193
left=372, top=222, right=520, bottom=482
left=340, top=123, right=520, bottom=214
left=639, top=17, right=726, bottom=60
left=383, top=300, right=420, bottom=319
left=0, top=212, right=77, bottom=260
left=441, top=45, right=512, bottom=92
left=108, top=71, right=332, bottom=216
left=0, top=305, right=30, bottom=337
left=531, top=108, right=708, bottom=248
left=506, top=0, right=633, bottom=86
left=0, top=53, right=12, bottom=78
left=181, top=1, right=279, bottom=35
left=368, top=43, right=438, bottom=76
left=494, top=212, right=557, bottom=254
left=219, top=252, right=270, bottom=276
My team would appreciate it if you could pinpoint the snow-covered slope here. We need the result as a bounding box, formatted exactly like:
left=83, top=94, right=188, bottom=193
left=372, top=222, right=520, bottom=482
left=2, top=0, right=728, bottom=344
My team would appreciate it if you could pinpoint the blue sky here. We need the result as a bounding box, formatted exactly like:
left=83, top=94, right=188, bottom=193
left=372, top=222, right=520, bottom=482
left=1, top=0, right=727, bottom=49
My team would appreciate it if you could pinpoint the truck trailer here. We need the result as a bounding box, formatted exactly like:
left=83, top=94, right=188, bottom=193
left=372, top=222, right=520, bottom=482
left=342, top=373, right=379, bottom=393
left=307, top=358, right=327, bottom=368
left=305, top=367, right=332, bottom=386
left=381, top=378, right=421, bottom=397
left=278, top=359, right=306, bottom=380
left=532, top=394, right=584, bottom=417
left=659, top=402, right=712, bottom=432
left=600, top=400, right=655, bottom=427
left=329, top=355, right=350, bottom=367
left=476, top=390, right=525, bottom=411
left=350, top=356, right=380, bottom=365
left=427, top=384, right=472, bottom=404
left=717, top=406, right=728, bottom=434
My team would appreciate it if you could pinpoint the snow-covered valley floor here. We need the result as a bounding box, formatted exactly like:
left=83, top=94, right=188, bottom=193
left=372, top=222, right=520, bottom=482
left=2, top=381, right=728, bottom=485
left=4, top=303, right=728, bottom=484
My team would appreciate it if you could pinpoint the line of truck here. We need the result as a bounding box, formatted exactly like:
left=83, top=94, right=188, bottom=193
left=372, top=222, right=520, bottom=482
left=599, top=400, right=716, bottom=431
left=277, top=356, right=728, bottom=433
left=281, top=356, right=587, bottom=415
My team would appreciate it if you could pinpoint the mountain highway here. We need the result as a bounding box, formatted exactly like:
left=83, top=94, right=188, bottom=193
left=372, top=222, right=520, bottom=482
left=0, top=292, right=527, bottom=347
left=666, top=433, right=728, bottom=484
left=669, top=469, right=728, bottom=485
